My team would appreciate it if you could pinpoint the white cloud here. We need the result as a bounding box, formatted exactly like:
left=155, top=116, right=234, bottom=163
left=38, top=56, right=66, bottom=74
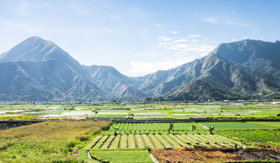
left=188, top=34, right=201, bottom=39
left=152, top=24, right=162, bottom=28
left=158, top=42, right=174, bottom=46
left=203, top=17, right=218, bottom=24
left=128, top=34, right=216, bottom=76
left=173, top=39, right=188, bottom=43
left=159, top=41, right=215, bottom=55
left=157, top=36, right=173, bottom=41
left=128, top=57, right=195, bottom=76
left=202, top=16, right=248, bottom=27
left=169, top=30, right=178, bottom=34
left=158, top=36, right=215, bottom=55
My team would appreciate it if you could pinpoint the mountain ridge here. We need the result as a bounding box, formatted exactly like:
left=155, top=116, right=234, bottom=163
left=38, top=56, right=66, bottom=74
left=1, top=36, right=280, bottom=101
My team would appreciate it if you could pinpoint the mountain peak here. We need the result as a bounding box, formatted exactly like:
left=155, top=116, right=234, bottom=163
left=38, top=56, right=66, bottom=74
left=86, top=65, right=126, bottom=79
left=25, top=36, right=44, bottom=41
left=0, top=36, right=77, bottom=64
left=211, top=39, right=280, bottom=64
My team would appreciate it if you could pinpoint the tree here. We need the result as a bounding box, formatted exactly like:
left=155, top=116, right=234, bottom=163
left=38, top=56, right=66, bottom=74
left=144, top=97, right=152, bottom=102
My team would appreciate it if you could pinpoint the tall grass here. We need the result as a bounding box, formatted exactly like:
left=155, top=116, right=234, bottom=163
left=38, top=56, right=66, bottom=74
left=0, top=120, right=110, bottom=162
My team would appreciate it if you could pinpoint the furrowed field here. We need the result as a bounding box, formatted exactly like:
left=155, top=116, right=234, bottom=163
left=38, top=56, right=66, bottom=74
left=1, top=102, right=280, bottom=162
left=81, top=121, right=280, bottom=162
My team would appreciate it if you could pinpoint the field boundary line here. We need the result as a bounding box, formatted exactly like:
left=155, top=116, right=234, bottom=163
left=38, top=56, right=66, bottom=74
left=154, top=135, right=166, bottom=148
left=199, top=123, right=209, bottom=129
left=107, top=135, right=116, bottom=149
left=134, top=134, right=138, bottom=148
left=118, top=135, right=122, bottom=148
left=141, top=134, right=148, bottom=148
left=161, top=135, right=175, bottom=148
left=168, top=135, right=183, bottom=147
left=127, top=134, right=129, bottom=148
left=91, top=136, right=104, bottom=149
left=148, top=135, right=156, bottom=148
left=99, top=135, right=110, bottom=149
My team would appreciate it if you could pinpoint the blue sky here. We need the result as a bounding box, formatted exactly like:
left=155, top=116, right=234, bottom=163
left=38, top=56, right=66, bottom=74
left=0, top=0, right=279, bottom=76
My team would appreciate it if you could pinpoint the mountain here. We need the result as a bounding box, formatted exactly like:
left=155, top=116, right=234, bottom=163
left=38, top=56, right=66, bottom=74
left=164, top=40, right=280, bottom=101
left=215, top=39, right=280, bottom=79
left=0, top=36, right=81, bottom=69
left=135, top=59, right=204, bottom=96
left=1, top=37, right=280, bottom=101
left=84, top=65, right=145, bottom=97
left=0, top=37, right=103, bottom=101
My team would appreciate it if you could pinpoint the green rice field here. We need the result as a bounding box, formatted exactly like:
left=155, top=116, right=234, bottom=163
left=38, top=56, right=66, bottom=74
left=200, top=122, right=272, bottom=130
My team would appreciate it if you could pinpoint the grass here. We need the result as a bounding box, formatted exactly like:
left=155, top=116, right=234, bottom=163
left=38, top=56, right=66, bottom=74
left=0, top=115, right=38, bottom=120
left=78, top=149, right=99, bottom=163
left=200, top=122, right=272, bottom=130
left=0, top=120, right=110, bottom=162
left=216, top=129, right=280, bottom=147
left=248, top=121, right=280, bottom=128
left=90, top=150, right=153, bottom=163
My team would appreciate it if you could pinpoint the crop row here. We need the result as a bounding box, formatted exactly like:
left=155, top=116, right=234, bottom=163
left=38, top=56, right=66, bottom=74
left=104, top=130, right=208, bottom=135
left=109, top=123, right=206, bottom=131
left=108, top=122, right=279, bottom=132
left=89, top=134, right=241, bottom=150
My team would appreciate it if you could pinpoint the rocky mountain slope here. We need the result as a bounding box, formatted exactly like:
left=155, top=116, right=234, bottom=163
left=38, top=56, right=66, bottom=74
left=1, top=37, right=280, bottom=101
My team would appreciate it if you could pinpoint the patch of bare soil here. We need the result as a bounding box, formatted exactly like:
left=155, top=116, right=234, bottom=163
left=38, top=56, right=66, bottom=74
left=152, top=146, right=280, bottom=163
left=236, top=148, right=280, bottom=161
left=152, top=148, right=242, bottom=163
left=71, top=148, right=79, bottom=158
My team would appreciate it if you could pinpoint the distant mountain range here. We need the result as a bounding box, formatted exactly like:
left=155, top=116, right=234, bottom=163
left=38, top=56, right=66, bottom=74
left=1, top=36, right=280, bottom=101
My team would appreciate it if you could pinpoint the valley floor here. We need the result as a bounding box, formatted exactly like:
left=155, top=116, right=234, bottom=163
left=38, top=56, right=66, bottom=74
left=0, top=102, right=280, bottom=162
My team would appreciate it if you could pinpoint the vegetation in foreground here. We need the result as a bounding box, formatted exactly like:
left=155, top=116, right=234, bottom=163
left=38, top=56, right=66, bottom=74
left=1, top=102, right=280, bottom=163
left=83, top=121, right=280, bottom=162
left=90, top=150, right=153, bottom=163
left=217, top=129, right=280, bottom=147
left=0, top=120, right=110, bottom=163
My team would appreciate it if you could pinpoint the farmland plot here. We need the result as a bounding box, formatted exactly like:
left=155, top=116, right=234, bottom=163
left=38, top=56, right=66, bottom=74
left=106, top=122, right=207, bottom=135
left=248, top=121, right=280, bottom=128
left=200, top=122, right=272, bottom=130
left=89, top=134, right=242, bottom=150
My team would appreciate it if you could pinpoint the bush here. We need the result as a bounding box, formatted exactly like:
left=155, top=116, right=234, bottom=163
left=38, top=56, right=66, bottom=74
left=66, top=142, right=76, bottom=152
left=78, top=136, right=89, bottom=141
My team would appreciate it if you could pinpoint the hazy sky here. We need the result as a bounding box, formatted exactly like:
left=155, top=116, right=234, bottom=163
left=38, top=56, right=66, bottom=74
left=0, top=0, right=279, bottom=76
